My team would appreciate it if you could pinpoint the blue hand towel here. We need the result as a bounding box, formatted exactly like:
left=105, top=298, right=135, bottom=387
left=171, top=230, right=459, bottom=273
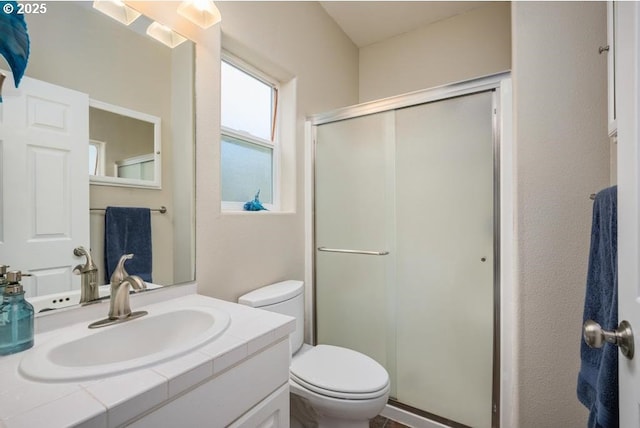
left=0, top=1, right=30, bottom=98
left=577, top=186, right=618, bottom=428
left=104, top=207, right=152, bottom=283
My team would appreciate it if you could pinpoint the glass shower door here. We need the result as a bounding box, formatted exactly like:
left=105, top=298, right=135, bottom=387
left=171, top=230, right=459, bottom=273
left=394, top=91, right=494, bottom=428
left=315, top=90, right=496, bottom=428
left=315, top=111, right=396, bottom=385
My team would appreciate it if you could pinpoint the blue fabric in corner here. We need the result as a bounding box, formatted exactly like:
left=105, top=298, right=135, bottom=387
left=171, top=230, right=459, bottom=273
left=0, top=1, right=30, bottom=92
left=577, top=186, right=618, bottom=428
left=104, top=207, right=152, bottom=284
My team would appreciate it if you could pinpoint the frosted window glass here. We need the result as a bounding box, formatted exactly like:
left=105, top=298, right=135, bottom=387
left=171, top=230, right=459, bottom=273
left=119, top=161, right=154, bottom=181
left=88, top=145, right=98, bottom=175
left=118, top=163, right=140, bottom=179
left=221, top=136, right=273, bottom=203
left=221, top=61, right=272, bottom=141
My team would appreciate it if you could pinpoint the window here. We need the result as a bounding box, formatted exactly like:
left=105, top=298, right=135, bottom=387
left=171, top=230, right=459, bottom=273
left=221, top=54, right=279, bottom=210
left=88, top=139, right=105, bottom=176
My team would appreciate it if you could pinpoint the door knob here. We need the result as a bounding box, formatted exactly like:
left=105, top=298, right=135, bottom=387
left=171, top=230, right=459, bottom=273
left=583, top=319, right=634, bottom=359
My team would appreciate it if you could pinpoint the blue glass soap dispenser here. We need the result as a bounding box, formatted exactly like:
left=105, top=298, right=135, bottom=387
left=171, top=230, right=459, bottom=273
left=0, top=271, right=34, bottom=355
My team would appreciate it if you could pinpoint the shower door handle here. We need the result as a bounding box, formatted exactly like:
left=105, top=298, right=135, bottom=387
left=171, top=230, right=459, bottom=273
left=317, top=247, right=389, bottom=256
left=583, top=319, right=634, bottom=359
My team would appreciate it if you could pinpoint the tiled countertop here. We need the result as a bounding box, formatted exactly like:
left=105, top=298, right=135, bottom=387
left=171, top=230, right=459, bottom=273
left=0, top=291, right=295, bottom=428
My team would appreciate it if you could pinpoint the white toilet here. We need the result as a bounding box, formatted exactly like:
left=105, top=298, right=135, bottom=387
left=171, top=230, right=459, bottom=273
left=238, top=280, right=390, bottom=428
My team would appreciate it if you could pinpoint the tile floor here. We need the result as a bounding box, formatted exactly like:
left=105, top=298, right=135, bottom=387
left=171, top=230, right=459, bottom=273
left=370, top=415, right=411, bottom=428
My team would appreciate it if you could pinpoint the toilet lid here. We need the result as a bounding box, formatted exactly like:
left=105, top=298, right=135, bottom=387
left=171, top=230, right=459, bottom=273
left=290, top=345, right=389, bottom=399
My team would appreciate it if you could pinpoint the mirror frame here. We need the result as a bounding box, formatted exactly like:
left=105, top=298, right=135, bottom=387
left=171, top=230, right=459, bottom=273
left=89, top=99, right=162, bottom=189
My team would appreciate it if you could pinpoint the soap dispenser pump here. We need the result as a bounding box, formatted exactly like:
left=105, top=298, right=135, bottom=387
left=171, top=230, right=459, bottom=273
left=0, top=265, right=9, bottom=295
left=0, top=271, right=34, bottom=356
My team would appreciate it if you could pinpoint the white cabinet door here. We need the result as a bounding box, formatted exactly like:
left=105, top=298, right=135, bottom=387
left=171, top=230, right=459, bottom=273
left=0, top=74, right=89, bottom=297
left=229, top=384, right=289, bottom=428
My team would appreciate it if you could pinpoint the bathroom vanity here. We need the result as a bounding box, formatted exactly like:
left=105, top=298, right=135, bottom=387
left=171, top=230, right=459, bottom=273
left=0, top=284, right=294, bottom=427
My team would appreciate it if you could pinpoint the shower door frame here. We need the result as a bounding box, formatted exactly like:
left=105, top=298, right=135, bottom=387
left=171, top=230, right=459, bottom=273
left=304, top=71, right=514, bottom=428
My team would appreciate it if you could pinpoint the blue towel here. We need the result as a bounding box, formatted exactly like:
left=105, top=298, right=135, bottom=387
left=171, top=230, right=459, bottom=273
left=0, top=1, right=30, bottom=99
left=104, top=207, right=152, bottom=283
left=577, top=186, right=618, bottom=428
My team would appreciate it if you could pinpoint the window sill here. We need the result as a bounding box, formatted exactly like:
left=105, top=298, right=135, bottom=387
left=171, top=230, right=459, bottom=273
left=221, top=210, right=296, bottom=216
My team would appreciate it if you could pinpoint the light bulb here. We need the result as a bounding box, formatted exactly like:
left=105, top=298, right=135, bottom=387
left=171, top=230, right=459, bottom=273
left=177, top=0, right=221, bottom=29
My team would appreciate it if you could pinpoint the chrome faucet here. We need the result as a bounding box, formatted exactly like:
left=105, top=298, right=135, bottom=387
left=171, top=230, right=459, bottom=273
left=88, top=254, right=147, bottom=329
left=73, top=246, right=100, bottom=304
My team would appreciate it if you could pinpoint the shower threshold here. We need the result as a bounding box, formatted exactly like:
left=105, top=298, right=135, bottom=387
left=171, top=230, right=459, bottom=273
left=382, top=400, right=473, bottom=428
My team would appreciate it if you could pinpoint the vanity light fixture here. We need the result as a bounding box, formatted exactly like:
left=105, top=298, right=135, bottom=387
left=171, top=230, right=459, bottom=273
left=177, top=0, right=221, bottom=29
left=92, top=0, right=141, bottom=26
left=146, top=22, right=188, bottom=49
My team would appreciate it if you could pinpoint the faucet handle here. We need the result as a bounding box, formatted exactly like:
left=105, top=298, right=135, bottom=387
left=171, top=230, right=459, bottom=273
left=110, top=254, right=134, bottom=285
left=73, top=247, right=97, bottom=272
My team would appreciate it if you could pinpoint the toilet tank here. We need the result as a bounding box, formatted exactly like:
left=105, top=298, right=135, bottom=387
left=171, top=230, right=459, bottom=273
left=238, top=280, right=304, bottom=355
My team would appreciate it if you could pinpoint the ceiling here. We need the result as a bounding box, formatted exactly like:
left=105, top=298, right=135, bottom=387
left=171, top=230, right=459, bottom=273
left=319, top=1, right=494, bottom=48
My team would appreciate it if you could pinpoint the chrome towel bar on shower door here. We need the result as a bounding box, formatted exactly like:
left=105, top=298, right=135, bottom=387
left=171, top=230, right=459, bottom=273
left=317, top=247, right=390, bottom=256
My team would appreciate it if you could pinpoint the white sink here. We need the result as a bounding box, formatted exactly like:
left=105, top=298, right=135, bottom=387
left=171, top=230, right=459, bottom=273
left=19, top=306, right=231, bottom=382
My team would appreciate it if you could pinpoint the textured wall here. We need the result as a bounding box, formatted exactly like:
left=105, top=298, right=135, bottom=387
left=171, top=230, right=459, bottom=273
left=359, top=2, right=511, bottom=102
left=512, top=2, right=609, bottom=426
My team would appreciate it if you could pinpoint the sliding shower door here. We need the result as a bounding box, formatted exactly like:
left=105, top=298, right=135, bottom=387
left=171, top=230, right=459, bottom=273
left=315, top=111, right=396, bottom=381
left=315, top=90, right=496, bottom=428
left=394, top=92, right=495, bottom=427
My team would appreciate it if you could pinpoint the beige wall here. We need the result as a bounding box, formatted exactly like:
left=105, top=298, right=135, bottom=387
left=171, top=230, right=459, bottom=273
left=359, top=2, right=511, bottom=102
left=25, top=3, right=173, bottom=150
left=194, top=1, right=359, bottom=303
left=512, top=2, right=609, bottom=426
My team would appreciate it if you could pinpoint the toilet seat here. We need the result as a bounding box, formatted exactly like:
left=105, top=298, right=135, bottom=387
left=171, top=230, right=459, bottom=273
left=290, top=344, right=390, bottom=400
left=290, top=373, right=390, bottom=400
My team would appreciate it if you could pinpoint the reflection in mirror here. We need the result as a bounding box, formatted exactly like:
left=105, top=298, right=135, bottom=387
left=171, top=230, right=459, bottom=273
left=89, top=100, right=162, bottom=189
left=0, top=1, right=196, bottom=313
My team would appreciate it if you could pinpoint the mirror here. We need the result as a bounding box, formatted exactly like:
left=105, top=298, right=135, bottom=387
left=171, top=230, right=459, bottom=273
left=0, top=1, right=196, bottom=311
left=89, top=100, right=162, bottom=189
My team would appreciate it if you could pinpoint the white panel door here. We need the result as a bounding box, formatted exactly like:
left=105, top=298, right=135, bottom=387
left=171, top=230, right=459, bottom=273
left=617, top=2, right=640, bottom=426
left=0, top=74, right=89, bottom=298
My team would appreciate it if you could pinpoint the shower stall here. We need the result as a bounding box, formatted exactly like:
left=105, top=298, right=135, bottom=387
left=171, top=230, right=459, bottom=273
left=308, top=73, right=510, bottom=428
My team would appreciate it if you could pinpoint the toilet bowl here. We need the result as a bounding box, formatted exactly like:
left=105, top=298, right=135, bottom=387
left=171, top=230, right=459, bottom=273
left=289, top=343, right=390, bottom=428
left=238, top=280, right=390, bottom=428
